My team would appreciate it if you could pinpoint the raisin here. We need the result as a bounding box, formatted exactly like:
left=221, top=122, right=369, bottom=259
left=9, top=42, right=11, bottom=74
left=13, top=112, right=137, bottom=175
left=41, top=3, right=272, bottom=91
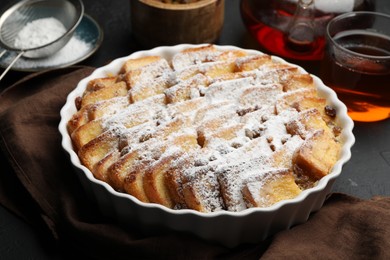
left=75, top=96, right=82, bottom=110
left=325, top=105, right=337, bottom=117
left=333, top=126, right=342, bottom=137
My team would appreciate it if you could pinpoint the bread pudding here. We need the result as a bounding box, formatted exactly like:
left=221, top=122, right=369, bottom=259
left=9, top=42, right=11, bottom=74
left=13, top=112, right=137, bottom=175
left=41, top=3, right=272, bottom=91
left=67, top=45, right=342, bottom=213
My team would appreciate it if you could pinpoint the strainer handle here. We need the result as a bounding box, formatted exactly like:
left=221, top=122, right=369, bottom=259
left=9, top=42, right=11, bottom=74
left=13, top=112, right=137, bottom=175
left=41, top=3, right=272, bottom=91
left=0, top=50, right=6, bottom=59
left=0, top=51, right=24, bottom=81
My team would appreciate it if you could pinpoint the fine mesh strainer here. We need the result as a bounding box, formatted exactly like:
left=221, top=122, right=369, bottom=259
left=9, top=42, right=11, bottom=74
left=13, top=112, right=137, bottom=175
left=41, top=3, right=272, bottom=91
left=0, top=0, right=84, bottom=80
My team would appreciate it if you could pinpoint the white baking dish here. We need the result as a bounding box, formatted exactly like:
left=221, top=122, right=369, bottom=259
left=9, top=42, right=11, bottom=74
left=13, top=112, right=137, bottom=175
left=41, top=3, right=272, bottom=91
left=59, top=44, right=355, bottom=247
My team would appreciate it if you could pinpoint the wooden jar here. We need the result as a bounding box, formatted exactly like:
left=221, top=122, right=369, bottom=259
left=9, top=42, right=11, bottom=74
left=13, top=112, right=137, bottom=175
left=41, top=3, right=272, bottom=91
left=131, top=0, right=225, bottom=48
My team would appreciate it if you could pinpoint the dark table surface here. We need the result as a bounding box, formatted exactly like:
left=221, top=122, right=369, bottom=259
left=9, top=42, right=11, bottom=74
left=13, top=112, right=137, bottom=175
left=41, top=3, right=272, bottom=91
left=0, top=0, right=389, bottom=259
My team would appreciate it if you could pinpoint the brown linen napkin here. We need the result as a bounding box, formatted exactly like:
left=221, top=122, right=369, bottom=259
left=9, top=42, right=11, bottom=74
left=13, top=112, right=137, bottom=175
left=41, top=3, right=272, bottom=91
left=0, top=67, right=389, bottom=259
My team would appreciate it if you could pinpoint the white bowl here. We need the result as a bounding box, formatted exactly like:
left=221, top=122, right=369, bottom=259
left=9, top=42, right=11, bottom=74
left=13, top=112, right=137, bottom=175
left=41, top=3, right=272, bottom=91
left=59, top=44, right=355, bottom=247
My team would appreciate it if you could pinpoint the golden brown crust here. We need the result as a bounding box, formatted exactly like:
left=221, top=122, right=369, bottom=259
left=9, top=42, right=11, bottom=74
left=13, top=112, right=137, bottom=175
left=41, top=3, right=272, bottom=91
left=80, top=81, right=128, bottom=108
left=242, top=169, right=302, bottom=208
left=86, top=76, right=117, bottom=92
left=293, top=130, right=341, bottom=180
left=143, top=156, right=176, bottom=207
left=68, top=45, right=343, bottom=212
left=78, top=131, right=119, bottom=172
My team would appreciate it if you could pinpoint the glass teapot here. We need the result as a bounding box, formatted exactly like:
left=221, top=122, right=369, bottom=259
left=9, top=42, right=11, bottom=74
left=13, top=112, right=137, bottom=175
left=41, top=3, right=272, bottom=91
left=240, top=0, right=374, bottom=60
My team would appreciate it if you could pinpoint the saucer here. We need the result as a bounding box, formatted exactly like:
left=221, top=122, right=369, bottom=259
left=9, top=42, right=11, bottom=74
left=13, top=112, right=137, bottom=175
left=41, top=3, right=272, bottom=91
left=0, top=14, right=103, bottom=72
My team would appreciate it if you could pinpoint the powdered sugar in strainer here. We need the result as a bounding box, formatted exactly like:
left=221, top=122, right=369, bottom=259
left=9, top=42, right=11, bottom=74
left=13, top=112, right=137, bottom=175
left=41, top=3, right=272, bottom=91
left=0, top=0, right=84, bottom=80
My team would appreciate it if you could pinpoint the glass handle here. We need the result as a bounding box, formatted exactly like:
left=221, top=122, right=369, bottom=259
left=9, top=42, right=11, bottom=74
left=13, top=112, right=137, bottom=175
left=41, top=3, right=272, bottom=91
left=286, top=0, right=315, bottom=53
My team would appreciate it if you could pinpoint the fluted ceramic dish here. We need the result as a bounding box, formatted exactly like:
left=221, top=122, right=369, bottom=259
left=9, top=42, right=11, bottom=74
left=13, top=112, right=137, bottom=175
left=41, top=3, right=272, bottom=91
left=59, top=44, right=355, bottom=247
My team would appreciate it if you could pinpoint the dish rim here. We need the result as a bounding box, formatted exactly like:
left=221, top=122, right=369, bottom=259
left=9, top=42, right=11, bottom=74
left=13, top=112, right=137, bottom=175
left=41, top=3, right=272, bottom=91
left=59, top=43, right=355, bottom=218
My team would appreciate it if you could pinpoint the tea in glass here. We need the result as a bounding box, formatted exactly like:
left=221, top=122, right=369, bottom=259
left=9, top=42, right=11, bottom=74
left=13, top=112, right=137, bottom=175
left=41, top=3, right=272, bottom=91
left=320, top=12, right=390, bottom=122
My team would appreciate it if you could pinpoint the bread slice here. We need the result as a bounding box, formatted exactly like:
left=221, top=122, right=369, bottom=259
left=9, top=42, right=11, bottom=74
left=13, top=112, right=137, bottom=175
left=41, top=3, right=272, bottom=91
left=216, top=50, right=248, bottom=62
left=164, top=74, right=209, bottom=103
left=71, top=95, right=166, bottom=151
left=293, top=129, right=341, bottom=180
left=86, top=76, right=117, bottom=92
left=67, top=96, right=130, bottom=134
left=125, top=58, right=172, bottom=102
left=234, top=54, right=272, bottom=72
left=78, top=131, right=119, bottom=172
left=166, top=97, right=209, bottom=118
left=217, top=156, right=271, bottom=211
left=282, top=73, right=314, bottom=92
left=182, top=164, right=225, bottom=212
left=94, top=150, right=121, bottom=183
left=108, top=144, right=149, bottom=201
left=171, top=44, right=219, bottom=70
left=275, top=88, right=317, bottom=114
left=71, top=120, right=104, bottom=151
left=80, top=81, right=128, bottom=108
left=143, top=134, right=199, bottom=208
left=164, top=154, right=195, bottom=209
left=286, top=108, right=332, bottom=139
left=67, top=103, right=95, bottom=134
left=200, top=123, right=245, bottom=149
left=120, top=55, right=162, bottom=74
left=239, top=83, right=283, bottom=108
left=272, top=135, right=304, bottom=170
left=242, top=169, right=302, bottom=208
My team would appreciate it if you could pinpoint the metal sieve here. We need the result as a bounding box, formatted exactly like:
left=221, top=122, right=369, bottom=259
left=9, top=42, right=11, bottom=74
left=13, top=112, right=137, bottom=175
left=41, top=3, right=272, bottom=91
left=0, top=0, right=84, bottom=81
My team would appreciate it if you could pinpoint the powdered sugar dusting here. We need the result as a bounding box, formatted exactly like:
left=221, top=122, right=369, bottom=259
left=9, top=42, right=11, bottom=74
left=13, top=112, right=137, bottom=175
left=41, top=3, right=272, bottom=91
left=70, top=45, right=340, bottom=212
left=2, top=35, right=92, bottom=69
left=14, top=17, right=66, bottom=49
